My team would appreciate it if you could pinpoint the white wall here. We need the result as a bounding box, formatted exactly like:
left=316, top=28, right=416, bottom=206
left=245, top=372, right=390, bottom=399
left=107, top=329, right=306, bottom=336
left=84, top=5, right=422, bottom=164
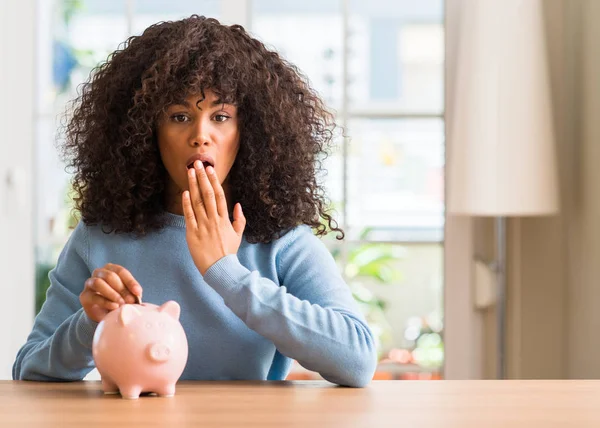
left=0, top=0, right=36, bottom=379
left=503, top=0, right=600, bottom=380
left=478, top=0, right=600, bottom=380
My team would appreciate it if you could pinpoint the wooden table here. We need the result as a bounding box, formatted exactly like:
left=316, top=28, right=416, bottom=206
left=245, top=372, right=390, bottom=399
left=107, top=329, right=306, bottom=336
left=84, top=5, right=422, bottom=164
left=1, top=380, right=600, bottom=427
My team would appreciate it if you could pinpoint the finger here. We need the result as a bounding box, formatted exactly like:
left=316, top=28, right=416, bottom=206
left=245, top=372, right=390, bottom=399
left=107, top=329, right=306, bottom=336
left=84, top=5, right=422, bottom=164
left=87, top=305, right=109, bottom=323
left=232, top=203, right=246, bottom=236
left=182, top=190, right=198, bottom=229
left=85, top=277, right=125, bottom=304
left=206, top=166, right=228, bottom=217
left=188, top=166, right=208, bottom=221
left=81, top=290, right=119, bottom=311
left=104, top=264, right=143, bottom=299
left=194, top=160, right=218, bottom=219
left=93, top=268, right=136, bottom=304
left=91, top=293, right=120, bottom=310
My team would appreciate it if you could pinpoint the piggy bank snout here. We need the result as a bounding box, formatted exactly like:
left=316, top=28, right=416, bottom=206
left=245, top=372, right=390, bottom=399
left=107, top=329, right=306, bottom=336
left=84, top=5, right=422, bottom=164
left=147, top=342, right=171, bottom=363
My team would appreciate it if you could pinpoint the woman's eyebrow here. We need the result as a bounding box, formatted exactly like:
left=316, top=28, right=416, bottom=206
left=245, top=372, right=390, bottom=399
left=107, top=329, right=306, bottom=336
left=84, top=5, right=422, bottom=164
left=171, top=98, right=233, bottom=110
left=171, top=98, right=235, bottom=110
left=204, top=98, right=228, bottom=107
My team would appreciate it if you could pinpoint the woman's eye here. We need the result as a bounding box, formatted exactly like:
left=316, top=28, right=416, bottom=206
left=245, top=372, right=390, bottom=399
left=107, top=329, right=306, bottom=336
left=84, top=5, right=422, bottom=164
left=214, top=114, right=230, bottom=123
left=171, top=114, right=188, bottom=123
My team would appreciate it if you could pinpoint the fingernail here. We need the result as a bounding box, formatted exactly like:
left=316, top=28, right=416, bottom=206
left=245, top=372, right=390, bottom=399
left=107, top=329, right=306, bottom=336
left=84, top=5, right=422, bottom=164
left=195, top=160, right=203, bottom=169
left=206, top=166, right=214, bottom=174
left=189, top=168, right=195, bottom=177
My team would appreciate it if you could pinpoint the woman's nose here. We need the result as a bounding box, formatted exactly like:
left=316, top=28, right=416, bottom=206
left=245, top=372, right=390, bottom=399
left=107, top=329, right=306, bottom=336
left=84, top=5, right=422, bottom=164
left=190, top=119, right=211, bottom=147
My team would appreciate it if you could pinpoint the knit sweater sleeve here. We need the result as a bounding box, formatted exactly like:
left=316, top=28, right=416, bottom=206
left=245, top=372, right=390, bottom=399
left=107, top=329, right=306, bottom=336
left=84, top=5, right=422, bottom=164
left=203, top=226, right=377, bottom=387
left=12, top=221, right=98, bottom=381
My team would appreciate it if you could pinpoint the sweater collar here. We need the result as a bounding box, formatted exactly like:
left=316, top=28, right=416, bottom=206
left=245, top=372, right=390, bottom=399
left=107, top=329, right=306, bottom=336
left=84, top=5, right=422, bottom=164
left=161, top=212, right=186, bottom=228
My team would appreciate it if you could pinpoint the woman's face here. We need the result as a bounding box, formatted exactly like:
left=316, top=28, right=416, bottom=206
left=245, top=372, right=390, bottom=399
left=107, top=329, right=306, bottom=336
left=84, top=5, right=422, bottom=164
left=157, top=89, right=240, bottom=204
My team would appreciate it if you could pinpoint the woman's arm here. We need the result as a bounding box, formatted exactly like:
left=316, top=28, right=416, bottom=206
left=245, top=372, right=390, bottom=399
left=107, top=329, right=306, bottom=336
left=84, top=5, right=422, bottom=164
left=13, top=222, right=98, bottom=381
left=203, top=225, right=378, bottom=387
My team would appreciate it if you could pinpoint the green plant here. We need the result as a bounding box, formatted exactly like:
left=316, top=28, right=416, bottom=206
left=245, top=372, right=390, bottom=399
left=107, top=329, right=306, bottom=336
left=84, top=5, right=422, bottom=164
left=404, top=316, right=444, bottom=369
left=35, top=263, right=54, bottom=314
left=62, top=0, right=84, bottom=27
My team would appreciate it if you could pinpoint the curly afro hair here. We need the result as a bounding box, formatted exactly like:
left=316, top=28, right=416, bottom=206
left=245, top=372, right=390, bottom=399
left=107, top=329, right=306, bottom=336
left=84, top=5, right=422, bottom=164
left=60, top=15, right=344, bottom=244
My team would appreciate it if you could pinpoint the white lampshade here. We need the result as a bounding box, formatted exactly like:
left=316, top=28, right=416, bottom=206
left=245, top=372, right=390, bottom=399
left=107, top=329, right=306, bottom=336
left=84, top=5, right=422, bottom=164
left=447, top=0, right=559, bottom=216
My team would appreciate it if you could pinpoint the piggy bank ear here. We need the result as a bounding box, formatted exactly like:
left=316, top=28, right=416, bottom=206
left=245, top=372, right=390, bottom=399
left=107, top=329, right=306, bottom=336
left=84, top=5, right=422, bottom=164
left=158, top=301, right=180, bottom=320
left=119, top=305, right=142, bottom=326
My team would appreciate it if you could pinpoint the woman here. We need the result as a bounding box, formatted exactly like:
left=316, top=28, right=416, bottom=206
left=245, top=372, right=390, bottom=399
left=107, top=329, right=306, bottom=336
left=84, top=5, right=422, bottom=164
left=13, top=15, right=377, bottom=388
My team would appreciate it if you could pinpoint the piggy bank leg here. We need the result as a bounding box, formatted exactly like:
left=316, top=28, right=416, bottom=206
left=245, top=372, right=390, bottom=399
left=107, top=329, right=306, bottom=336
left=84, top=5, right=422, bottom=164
left=101, top=376, right=119, bottom=395
left=119, top=384, right=143, bottom=400
left=156, top=383, right=176, bottom=397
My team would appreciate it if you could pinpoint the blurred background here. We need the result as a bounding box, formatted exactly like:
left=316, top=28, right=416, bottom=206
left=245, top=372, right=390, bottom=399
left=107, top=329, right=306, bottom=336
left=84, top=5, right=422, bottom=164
left=2, top=0, right=599, bottom=382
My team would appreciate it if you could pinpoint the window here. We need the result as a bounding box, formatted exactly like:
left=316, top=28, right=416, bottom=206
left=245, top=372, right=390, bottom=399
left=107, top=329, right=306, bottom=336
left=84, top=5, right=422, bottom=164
left=36, top=0, right=444, bottom=381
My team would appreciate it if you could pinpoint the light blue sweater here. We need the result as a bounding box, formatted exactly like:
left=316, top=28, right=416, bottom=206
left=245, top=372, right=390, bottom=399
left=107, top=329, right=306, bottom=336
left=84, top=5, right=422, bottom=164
left=13, top=213, right=377, bottom=387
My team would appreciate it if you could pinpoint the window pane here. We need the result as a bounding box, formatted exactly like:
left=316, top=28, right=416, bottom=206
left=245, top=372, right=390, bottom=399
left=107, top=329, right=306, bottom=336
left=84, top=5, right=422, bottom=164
left=346, top=118, right=445, bottom=241
left=251, top=0, right=343, bottom=110
left=133, top=0, right=220, bottom=35
left=348, top=0, right=444, bottom=113
left=62, top=1, right=128, bottom=100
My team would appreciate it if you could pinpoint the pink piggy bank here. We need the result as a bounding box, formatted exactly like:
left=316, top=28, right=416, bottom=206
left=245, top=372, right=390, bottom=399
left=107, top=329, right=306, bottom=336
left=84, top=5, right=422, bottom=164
left=92, top=301, right=188, bottom=399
